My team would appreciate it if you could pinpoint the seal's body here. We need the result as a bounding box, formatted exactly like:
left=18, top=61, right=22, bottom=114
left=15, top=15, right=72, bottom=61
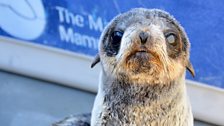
left=91, top=73, right=193, bottom=126
left=91, top=8, right=195, bottom=126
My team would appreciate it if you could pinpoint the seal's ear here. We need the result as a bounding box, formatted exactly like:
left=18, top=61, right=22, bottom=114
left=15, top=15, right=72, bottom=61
left=91, top=54, right=100, bottom=68
left=186, top=61, right=195, bottom=77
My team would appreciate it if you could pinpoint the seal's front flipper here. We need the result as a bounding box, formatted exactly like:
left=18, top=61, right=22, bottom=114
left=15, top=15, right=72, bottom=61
left=53, top=113, right=91, bottom=126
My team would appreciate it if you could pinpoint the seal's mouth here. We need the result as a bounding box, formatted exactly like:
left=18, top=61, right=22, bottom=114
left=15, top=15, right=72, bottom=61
left=127, top=47, right=154, bottom=61
left=136, top=48, right=148, bottom=53
left=133, top=50, right=149, bottom=59
left=124, top=48, right=152, bottom=73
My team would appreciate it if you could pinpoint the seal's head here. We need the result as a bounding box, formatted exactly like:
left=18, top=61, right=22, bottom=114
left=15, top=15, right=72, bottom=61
left=92, top=8, right=194, bottom=84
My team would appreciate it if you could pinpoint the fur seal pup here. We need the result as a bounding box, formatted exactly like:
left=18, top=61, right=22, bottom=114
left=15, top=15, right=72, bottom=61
left=53, top=8, right=195, bottom=126
left=91, top=8, right=195, bottom=126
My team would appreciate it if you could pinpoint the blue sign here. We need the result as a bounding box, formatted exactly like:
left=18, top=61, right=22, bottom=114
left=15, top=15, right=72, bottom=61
left=0, top=0, right=224, bottom=88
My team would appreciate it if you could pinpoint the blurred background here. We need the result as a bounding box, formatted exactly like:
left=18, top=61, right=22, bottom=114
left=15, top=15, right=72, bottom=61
left=0, top=0, right=223, bottom=126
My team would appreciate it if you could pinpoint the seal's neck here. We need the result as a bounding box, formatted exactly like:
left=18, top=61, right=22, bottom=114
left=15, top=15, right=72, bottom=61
left=102, top=72, right=187, bottom=105
left=100, top=72, right=191, bottom=125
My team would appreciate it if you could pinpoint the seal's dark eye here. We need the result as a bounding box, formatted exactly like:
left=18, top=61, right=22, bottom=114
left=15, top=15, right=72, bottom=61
left=165, top=33, right=177, bottom=46
left=106, top=31, right=123, bottom=56
left=111, top=31, right=123, bottom=46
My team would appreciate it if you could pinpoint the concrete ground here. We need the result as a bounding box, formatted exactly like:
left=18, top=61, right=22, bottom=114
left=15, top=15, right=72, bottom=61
left=0, top=70, right=216, bottom=126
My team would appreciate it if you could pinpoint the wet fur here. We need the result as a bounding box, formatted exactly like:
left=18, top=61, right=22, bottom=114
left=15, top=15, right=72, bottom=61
left=53, top=8, right=194, bottom=126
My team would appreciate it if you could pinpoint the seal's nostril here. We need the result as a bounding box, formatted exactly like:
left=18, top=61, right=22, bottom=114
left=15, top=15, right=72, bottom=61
left=139, top=31, right=149, bottom=44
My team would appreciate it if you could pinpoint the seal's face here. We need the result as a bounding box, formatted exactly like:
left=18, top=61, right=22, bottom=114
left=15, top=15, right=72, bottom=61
left=93, top=8, right=194, bottom=84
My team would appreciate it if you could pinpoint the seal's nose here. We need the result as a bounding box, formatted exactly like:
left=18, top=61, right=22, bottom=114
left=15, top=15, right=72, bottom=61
left=139, top=31, right=149, bottom=44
